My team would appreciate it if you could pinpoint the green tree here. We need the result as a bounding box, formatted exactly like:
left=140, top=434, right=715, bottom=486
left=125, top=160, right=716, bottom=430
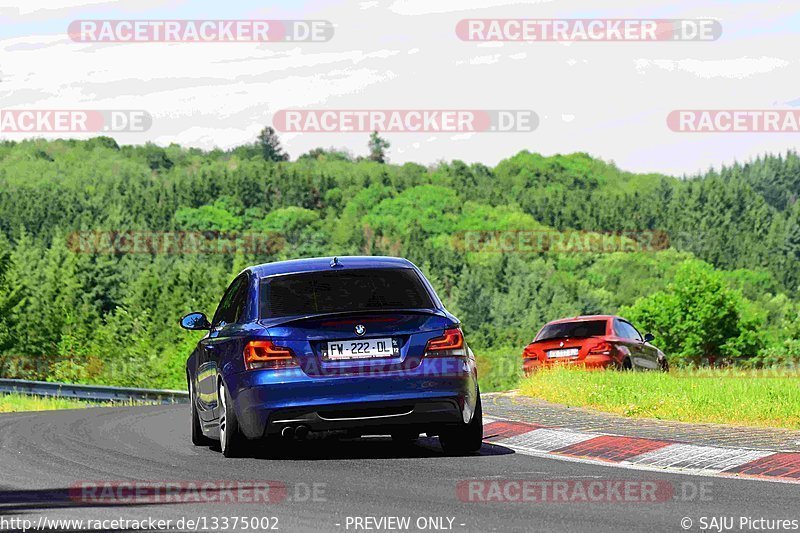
left=141, top=142, right=174, bottom=171
left=363, top=185, right=460, bottom=242
left=623, top=261, right=763, bottom=366
left=368, top=131, right=390, bottom=163
left=257, top=126, right=289, bottom=162
left=0, top=235, right=22, bottom=357
left=254, top=206, right=330, bottom=258
left=174, top=198, right=243, bottom=232
left=298, top=147, right=353, bottom=162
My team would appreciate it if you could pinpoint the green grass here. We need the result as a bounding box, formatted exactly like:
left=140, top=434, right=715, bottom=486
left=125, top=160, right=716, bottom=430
left=0, top=393, right=90, bottom=413
left=519, top=367, right=800, bottom=429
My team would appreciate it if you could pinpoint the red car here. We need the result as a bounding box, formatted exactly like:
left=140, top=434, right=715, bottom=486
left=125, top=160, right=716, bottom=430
left=522, top=315, right=667, bottom=375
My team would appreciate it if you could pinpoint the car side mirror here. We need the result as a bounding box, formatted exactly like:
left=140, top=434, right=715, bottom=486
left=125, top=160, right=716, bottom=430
left=643, top=333, right=655, bottom=343
left=180, top=312, right=211, bottom=331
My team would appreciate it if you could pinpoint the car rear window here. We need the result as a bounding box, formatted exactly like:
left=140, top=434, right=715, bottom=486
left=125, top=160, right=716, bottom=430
left=260, top=268, right=434, bottom=318
left=535, top=320, right=607, bottom=341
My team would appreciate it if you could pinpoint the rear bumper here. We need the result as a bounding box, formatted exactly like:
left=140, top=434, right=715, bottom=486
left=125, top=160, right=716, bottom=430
left=263, top=398, right=462, bottom=436
left=226, top=357, right=477, bottom=439
left=523, top=355, right=613, bottom=375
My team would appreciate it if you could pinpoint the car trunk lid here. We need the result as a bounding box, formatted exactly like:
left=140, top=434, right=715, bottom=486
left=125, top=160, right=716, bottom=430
left=260, top=310, right=454, bottom=376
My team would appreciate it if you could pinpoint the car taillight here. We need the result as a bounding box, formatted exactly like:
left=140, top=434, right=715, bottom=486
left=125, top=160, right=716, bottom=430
left=588, top=341, right=613, bottom=356
left=424, top=328, right=467, bottom=357
left=522, top=345, right=538, bottom=359
left=243, top=340, right=297, bottom=370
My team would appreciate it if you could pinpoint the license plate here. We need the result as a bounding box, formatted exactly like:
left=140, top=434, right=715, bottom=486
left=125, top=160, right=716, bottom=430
left=547, top=348, right=579, bottom=359
left=326, top=337, right=397, bottom=360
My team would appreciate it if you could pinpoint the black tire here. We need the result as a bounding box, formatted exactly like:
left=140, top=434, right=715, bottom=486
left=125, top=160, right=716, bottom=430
left=621, top=358, right=633, bottom=371
left=218, top=381, right=246, bottom=458
left=439, top=392, right=483, bottom=455
left=189, top=378, right=213, bottom=446
left=660, top=357, right=670, bottom=372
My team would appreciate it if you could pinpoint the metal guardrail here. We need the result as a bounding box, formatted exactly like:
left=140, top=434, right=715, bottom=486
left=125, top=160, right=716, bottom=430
left=0, top=378, right=188, bottom=404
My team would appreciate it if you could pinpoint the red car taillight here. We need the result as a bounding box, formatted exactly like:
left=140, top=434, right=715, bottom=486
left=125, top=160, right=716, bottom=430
left=522, top=345, right=538, bottom=359
left=588, top=341, right=613, bottom=356
left=243, top=340, right=297, bottom=370
left=424, top=328, right=467, bottom=357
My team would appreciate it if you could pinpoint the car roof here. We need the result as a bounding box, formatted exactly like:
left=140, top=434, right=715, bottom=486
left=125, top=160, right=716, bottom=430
left=546, top=315, right=621, bottom=325
left=247, top=256, right=417, bottom=278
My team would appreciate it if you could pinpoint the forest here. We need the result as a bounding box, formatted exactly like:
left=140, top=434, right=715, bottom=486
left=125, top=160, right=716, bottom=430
left=0, top=135, right=798, bottom=391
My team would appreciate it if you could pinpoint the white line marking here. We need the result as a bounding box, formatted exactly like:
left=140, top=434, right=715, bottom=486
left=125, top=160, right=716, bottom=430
left=496, top=443, right=798, bottom=485
left=624, top=443, right=775, bottom=473
left=501, top=428, right=600, bottom=453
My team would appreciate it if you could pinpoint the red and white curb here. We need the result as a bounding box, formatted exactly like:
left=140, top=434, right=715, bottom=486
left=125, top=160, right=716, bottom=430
left=482, top=418, right=800, bottom=484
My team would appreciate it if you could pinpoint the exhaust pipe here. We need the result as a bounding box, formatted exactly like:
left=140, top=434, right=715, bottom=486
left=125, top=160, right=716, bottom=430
left=294, top=425, right=310, bottom=440
left=281, top=426, right=295, bottom=439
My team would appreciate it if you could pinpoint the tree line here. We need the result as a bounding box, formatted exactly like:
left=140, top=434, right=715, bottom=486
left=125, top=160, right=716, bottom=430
left=0, top=133, right=798, bottom=390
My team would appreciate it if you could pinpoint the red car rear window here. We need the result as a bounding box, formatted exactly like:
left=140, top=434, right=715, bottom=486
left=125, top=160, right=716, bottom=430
left=535, top=320, right=607, bottom=341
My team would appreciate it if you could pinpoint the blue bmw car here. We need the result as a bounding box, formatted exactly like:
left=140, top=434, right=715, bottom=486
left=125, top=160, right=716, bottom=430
left=181, top=256, right=482, bottom=457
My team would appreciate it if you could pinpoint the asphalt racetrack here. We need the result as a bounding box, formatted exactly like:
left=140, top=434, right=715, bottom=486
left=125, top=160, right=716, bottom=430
left=1, top=405, right=798, bottom=532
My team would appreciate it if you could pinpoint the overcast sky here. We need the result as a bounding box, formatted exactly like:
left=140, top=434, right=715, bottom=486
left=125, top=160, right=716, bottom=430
left=1, top=0, right=799, bottom=176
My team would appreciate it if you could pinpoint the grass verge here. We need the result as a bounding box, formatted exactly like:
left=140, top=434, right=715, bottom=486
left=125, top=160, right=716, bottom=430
left=0, top=393, right=90, bottom=413
left=519, top=367, right=800, bottom=430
